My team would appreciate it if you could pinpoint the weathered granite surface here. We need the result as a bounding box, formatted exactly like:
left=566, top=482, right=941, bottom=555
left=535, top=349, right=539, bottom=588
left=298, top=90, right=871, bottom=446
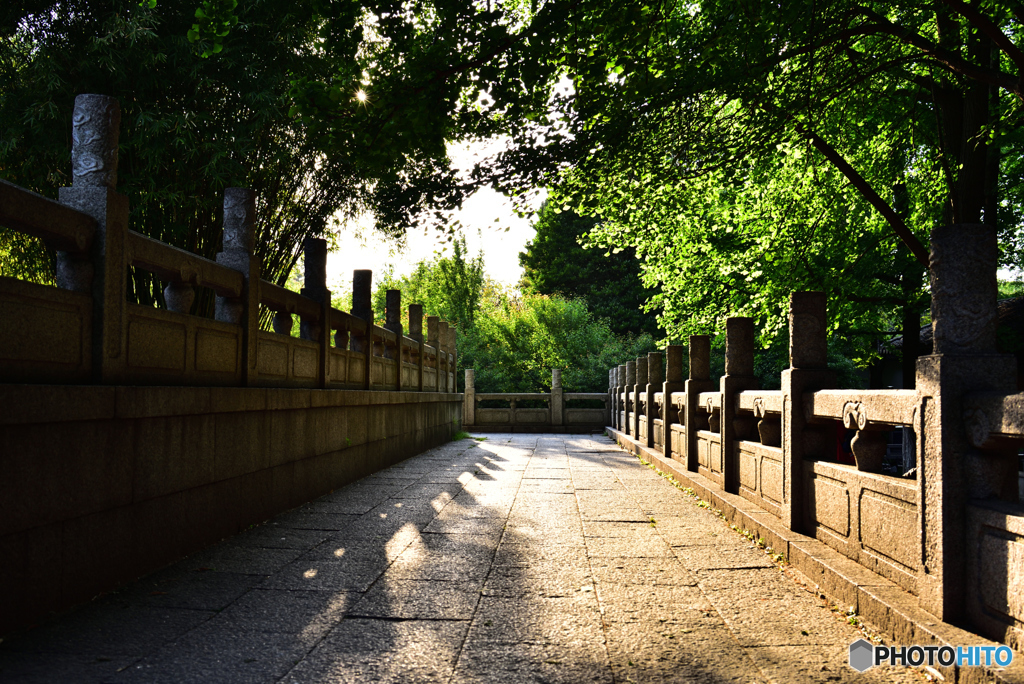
left=0, top=434, right=920, bottom=683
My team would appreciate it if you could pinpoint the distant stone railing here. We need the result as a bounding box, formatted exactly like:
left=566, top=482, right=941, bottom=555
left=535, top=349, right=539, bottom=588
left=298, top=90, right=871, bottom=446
left=462, top=369, right=610, bottom=433
left=0, top=95, right=457, bottom=392
left=608, top=242, right=1024, bottom=651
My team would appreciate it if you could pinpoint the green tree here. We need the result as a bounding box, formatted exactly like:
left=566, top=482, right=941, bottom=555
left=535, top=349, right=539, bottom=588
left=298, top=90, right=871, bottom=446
left=519, top=202, right=659, bottom=337
left=459, top=291, right=657, bottom=393
left=0, top=0, right=560, bottom=309
left=471, top=0, right=1024, bottom=380
left=371, top=235, right=486, bottom=331
left=1, top=0, right=367, bottom=310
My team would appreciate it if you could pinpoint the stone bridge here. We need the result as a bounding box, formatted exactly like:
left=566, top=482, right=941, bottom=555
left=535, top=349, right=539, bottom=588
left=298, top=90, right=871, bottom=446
left=1, top=95, right=1023, bottom=683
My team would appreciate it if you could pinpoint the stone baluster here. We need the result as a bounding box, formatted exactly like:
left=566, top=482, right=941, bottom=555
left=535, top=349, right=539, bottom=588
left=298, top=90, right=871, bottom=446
left=352, top=269, right=373, bottom=389
left=334, top=324, right=350, bottom=352
left=634, top=357, right=648, bottom=441
left=916, top=224, right=1017, bottom=621
left=618, top=364, right=627, bottom=431
left=384, top=291, right=402, bottom=390
left=781, top=292, right=834, bottom=531
left=384, top=290, right=402, bottom=362
left=610, top=366, right=618, bottom=430
left=300, top=238, right=328, bottom=341
left=464, top=368, right=476, bottom=426
left=624, top=362, right=635, bottom=435
left=448, top=326, right=458, bottom=393
left=59, top=94, right=130, bottom=382
left=720, top=317, right=757, bottom=493
left=609, top=368, right=616, bottom=430
left=409, top=304, right=424, bottom=391
left=685, top=336, right=713, bottom=472
left=438, top=320, right=450, bottom=393
left=663, top=345, right=685, bottom=461
left=301, top=238, right=331, bottom=388
left=164, top=281, right=194, bottom=314
left=215, top=188, right=260, bottom=385
left=552, top=368, right=564, bottom=427
left=646, top=352, right=663, bottom=449
left=427, top=316, right=440, bottom=392
left=272, top=310, right=293, bottom=336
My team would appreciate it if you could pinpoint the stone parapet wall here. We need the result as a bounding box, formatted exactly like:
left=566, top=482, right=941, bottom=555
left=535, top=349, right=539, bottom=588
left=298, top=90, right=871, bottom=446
left=0, top=384, right=462, bottom=635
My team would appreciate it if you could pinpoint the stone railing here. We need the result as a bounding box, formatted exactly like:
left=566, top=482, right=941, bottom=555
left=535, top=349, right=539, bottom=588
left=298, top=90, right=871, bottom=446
left=0, top=95, right=457, bottom=392
left=462, top=368, right=610, bottom=433
left=609, top=266, right=1024, bottom=652
left=0, top=95, right=465, bottom=634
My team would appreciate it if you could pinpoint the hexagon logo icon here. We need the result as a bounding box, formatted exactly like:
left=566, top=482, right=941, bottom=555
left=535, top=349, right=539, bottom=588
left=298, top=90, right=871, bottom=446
left=849, top=639, right=874, bottom=672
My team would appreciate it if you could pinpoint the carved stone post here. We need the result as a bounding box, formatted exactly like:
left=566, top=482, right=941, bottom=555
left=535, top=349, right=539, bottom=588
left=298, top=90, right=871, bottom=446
left=384, top=290, right=402, bottom=360
left=622, top=360, right=630, bottom=436
left=300, top=238, right=328, bottom=340
left=609, top=368, right=616, bottom=429
left=384, top=290, right=402, bottom=390
left=610, top=366, right=618, bottom=430
left=916, top=224, right=1017, bottom=621
left=464, top=369, right=475, bottom=425
left=647, top=352, right=663, bottom=449
left=551, top=368, right=564, bottom=427
left=59, top=94, right=130, bottom=383
left=300, top=238, right=330, bottom=388
left=685, top=336, right=714, bottom=472
left=781, top=292, right=835, bottom=531
left=438, top=321, right=450, bottom=393
left=634, top=357, right=648, bottom=441
left=215, top=188, right=260, bottom=385
left=618, top=364, right=627, bottom=431
left=427, top=316, right=440, bottom=392
left=447, top=326, right=458, bottom=393
left=663, top=345, right=685, bottom=461
left=409, top=304, right=424, bottom=391
left=352, top=270, right=373, bottom=390
left=721, top=318, right=758, bottom=493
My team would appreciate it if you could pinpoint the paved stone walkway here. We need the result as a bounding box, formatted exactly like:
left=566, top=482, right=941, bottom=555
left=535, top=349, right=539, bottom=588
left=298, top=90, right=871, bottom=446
left=0, top=434, right=920, bottom=683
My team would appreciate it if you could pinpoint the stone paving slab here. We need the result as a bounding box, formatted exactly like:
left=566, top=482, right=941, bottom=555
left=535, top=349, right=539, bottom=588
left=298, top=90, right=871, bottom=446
left=0, top=433, right=923, bottom=683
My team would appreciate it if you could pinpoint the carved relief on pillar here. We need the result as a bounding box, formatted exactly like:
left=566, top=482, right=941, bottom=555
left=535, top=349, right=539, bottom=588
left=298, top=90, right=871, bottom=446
left=929, top=224, right=998, bottom=355
left=71, top=94, right=120, bottom=189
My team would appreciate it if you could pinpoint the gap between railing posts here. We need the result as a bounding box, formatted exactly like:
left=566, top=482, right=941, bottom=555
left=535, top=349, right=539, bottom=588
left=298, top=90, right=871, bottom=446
left=645, top=351, right=663, bottom=449
left=633, top=357, right=648, bottom=442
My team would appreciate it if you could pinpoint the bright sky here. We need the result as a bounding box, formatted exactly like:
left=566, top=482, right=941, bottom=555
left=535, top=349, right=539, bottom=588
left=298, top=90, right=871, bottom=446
left=325, top=141, right=543, bottom=293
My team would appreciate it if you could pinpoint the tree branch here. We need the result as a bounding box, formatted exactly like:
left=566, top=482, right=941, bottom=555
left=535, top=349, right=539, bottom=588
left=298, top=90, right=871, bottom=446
left=857, top=7, right=1023, bottom=98
left=797, top=124, right=931, bottom=268
left=935, top=0, right=1024, bottom=77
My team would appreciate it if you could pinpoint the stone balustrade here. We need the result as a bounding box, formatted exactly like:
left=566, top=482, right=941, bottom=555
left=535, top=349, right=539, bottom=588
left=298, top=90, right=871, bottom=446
left=0, top=95, right=457, bottom=393
left=0, top=95, right=465, bottom=635
left=608, top=279, right=1024, bottom=652
left=462, top=368, right=610, bottom=433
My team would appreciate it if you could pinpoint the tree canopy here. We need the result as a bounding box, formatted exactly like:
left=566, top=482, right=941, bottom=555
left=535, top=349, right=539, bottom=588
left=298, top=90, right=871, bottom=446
left=0, top=0, right=559, bottom=309
left=519, top=202, right=659, bottom=338
left=5, top=0, right=1024, bottom=362
left=483, top=0, right=1024, bottom=368
left=364, top=239, right=656, bottom=392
